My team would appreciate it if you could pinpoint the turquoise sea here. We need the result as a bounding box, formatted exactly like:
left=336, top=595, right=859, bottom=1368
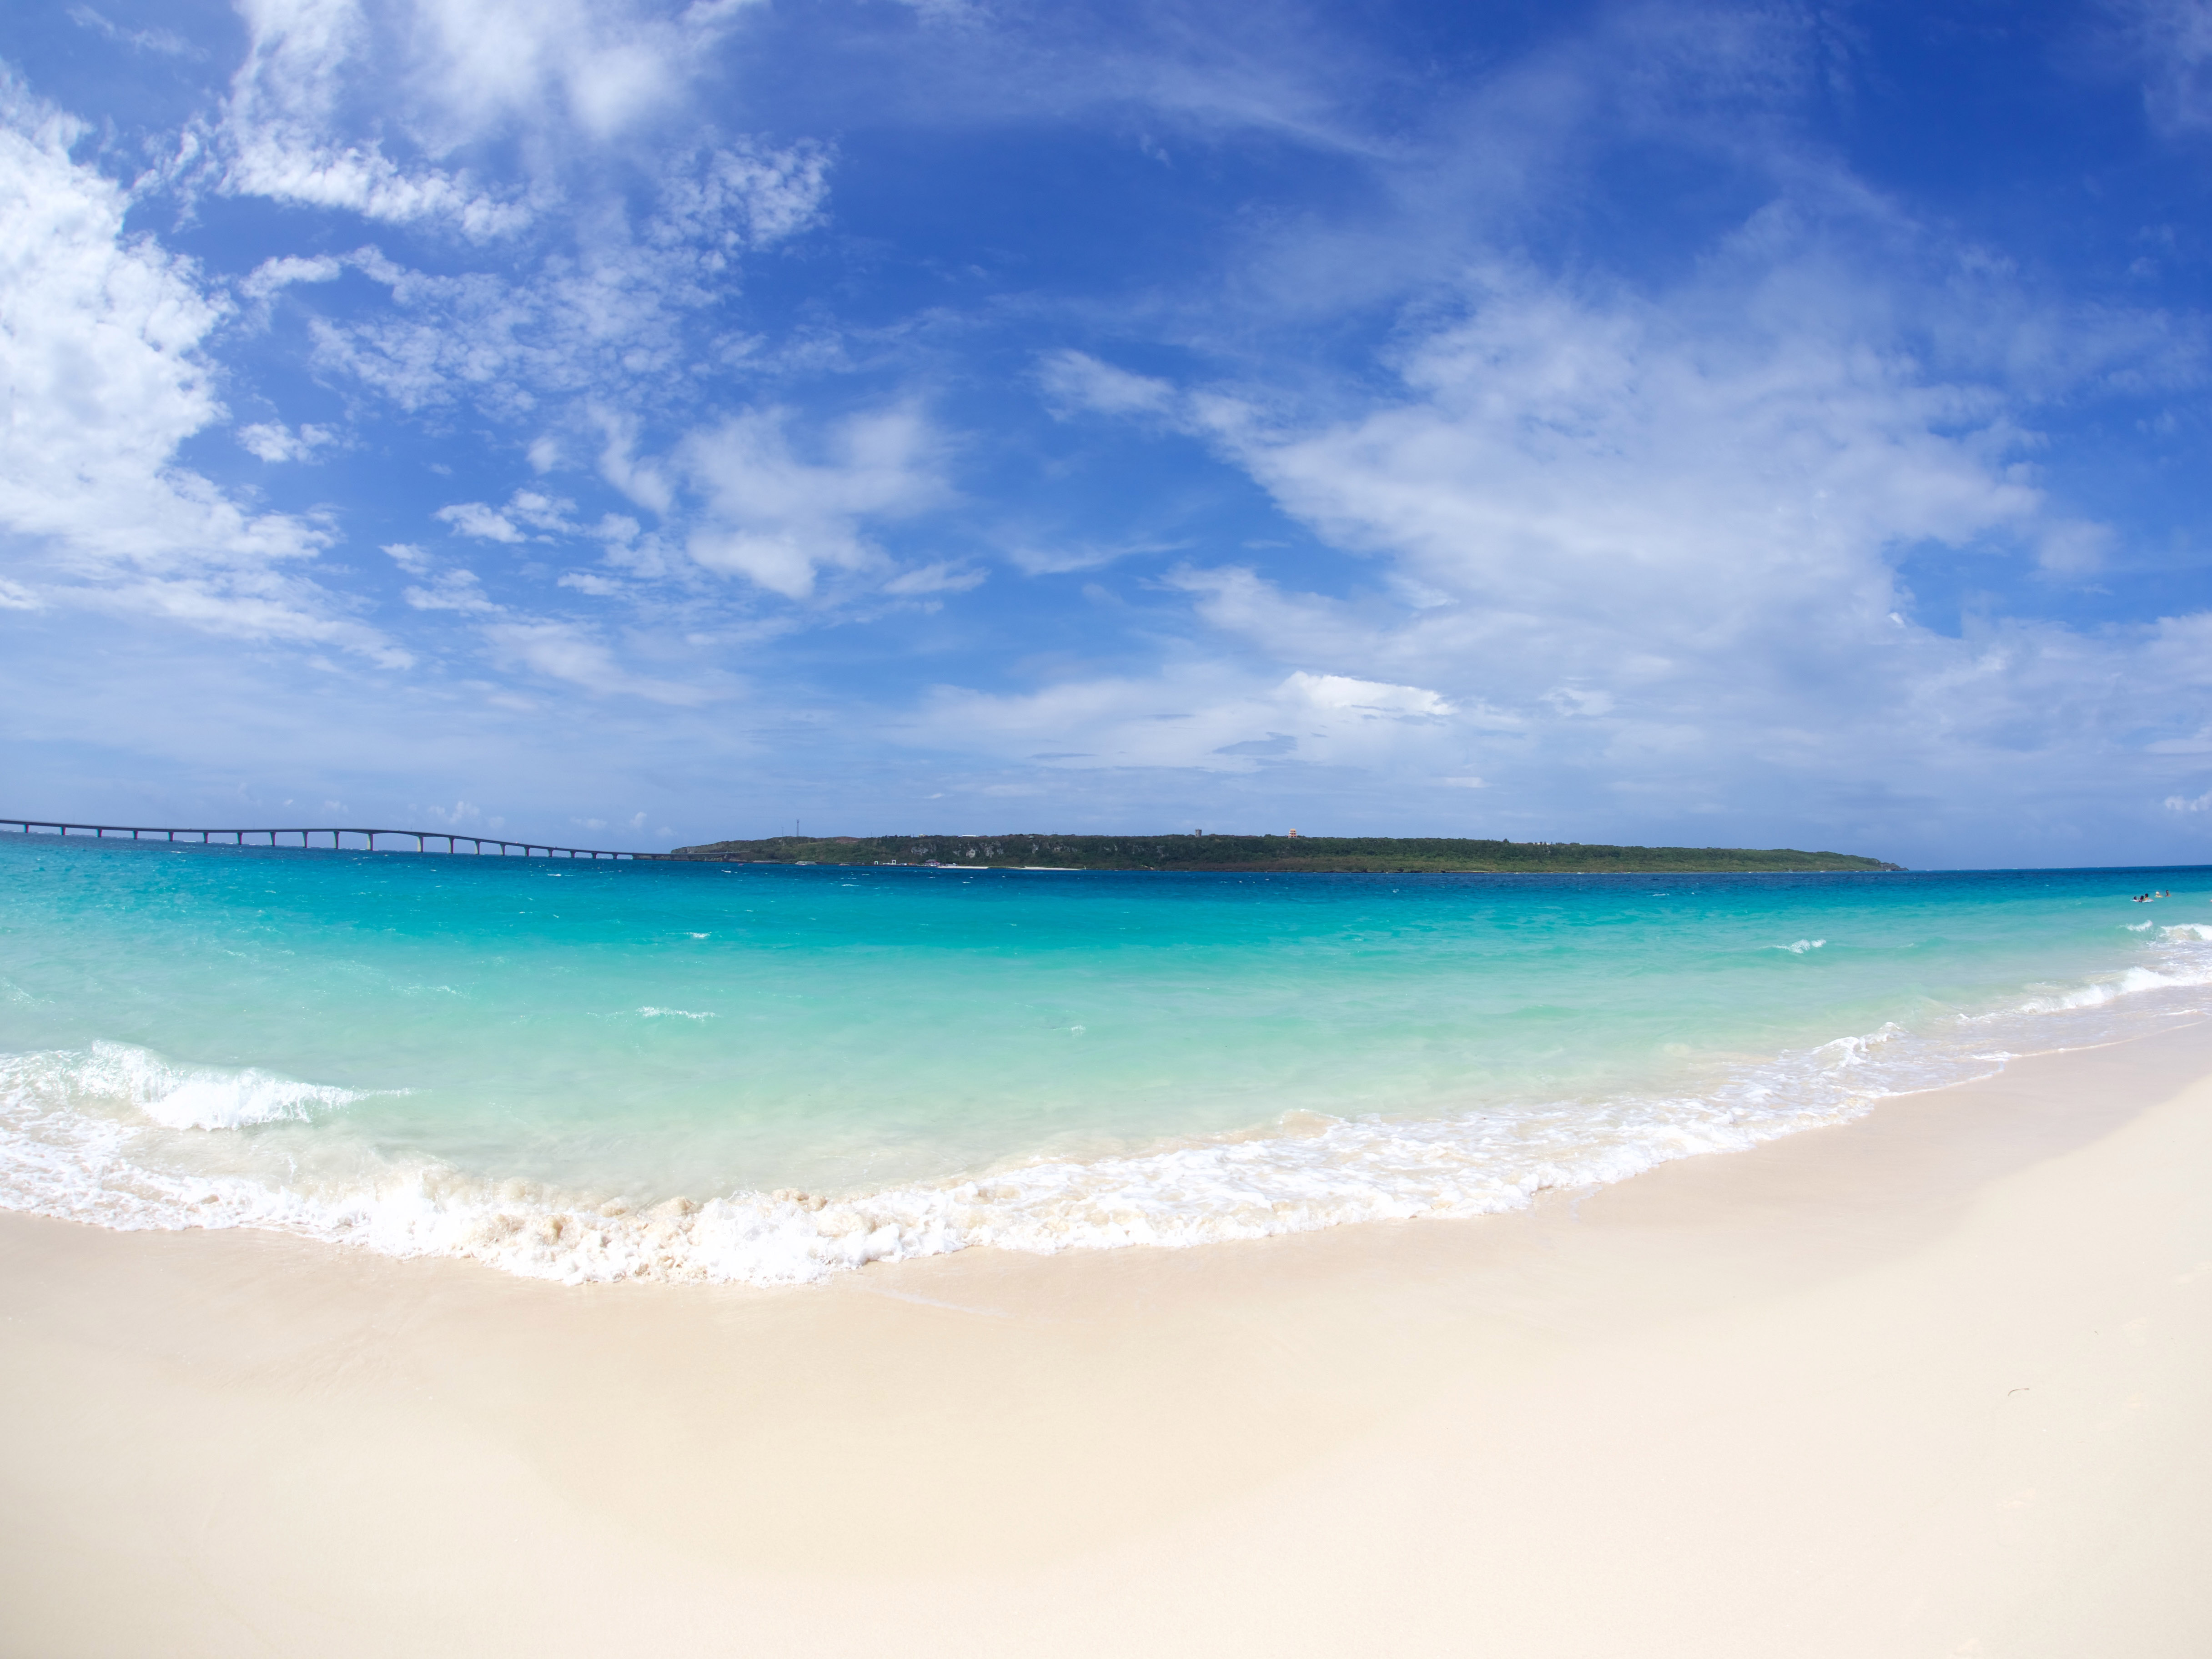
left=4, top=835, right=2209, bottom=1284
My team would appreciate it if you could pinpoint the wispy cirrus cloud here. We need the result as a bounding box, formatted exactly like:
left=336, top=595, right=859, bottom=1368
left=911, top=666, right=1463, bottom=775
left=2117, top=0, right=2212, bottom=135
left=67, top=4, right=203, bottom=60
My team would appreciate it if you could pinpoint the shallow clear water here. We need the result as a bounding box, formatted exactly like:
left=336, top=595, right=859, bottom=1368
left=5, top=835, right=2210, bottom=1283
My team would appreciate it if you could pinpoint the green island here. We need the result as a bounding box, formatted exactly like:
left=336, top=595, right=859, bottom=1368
left=664, top=833, right=1904, bottom=874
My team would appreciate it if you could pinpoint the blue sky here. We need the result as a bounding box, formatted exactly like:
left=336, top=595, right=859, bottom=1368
left=3, top=0, right=2210, bottom=865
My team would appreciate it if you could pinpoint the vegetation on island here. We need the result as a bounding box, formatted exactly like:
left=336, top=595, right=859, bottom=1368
left=663, top=833, right=1904, bottom=875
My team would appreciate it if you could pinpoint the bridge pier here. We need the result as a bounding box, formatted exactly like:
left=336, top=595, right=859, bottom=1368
left=3, top=819, right=645, bottom=862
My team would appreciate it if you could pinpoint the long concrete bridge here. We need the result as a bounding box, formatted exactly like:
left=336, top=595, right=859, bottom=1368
left=0, top=817, right=664, bottom=860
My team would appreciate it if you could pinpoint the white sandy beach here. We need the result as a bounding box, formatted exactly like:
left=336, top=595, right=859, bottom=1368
left=3, top=1021, right=2209, bottom=1658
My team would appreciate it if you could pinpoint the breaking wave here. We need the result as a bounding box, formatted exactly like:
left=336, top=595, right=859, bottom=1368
left=8, top=927, right=2212, bottom=1288
left=3, top=1041, right=379, bottom=1131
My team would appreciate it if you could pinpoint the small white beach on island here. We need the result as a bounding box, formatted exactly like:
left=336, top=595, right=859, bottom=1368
left=4, top=1019, right=2207, bottom=1658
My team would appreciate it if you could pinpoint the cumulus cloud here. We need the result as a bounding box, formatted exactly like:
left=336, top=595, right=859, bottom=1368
left=1094, top=242, right=2081, bottom=806
left=436, top=502, right=526, bottom=543
left=434, top=493, right=576, bottom=544
left=213, top=0, right=782, bottom=236
left=218, top=0, right=530, bottom=235
left=397, top=0, right=765, bottom=144
left=987, top=182, right=2212, bottom=844
left=402, top=568, right=499, bottom=612
left=240, top=251, right=344, bottom=302
left=0, top=71, right=399, bottom=663
left=677, top=404, right=950, bottom=598
left=1206, top=256, right=2041, bottom=673
left=237, top=420, right=336, bottom=462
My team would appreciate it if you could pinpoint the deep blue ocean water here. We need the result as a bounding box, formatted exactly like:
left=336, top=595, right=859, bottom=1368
left=5, top=835, right=2208, bottom=1283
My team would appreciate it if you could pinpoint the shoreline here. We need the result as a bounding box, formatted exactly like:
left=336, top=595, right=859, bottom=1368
left=3, top=829, right=1906, bottom=875
left=5, top=1021, right=2211, bottom=1654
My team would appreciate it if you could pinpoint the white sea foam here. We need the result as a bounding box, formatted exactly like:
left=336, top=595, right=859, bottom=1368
left=3, top=1041, right=376, bottom=1130
left=1772, top=939, right=1827, bottom=954
left=0, top=1059, right=1884, bottom=1286
left=8, top=936, right=2212, bottom=1288
left=2005, top=960, right=2212, bottom=1015
left=636, top=1007, right=715, bottom=1020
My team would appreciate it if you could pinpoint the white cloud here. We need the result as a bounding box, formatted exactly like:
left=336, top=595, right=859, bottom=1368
left=436, top=502, right=525, bottom=543
left=678, top=404, right=950, bottom=598
left=1130, top=248, right=2062, bottom=794
left=2126, top=0, right=2212, bottom=135
left=308, top=133, right=834, bottom=417
left=1037, top=349, right=1179, bottom=418
left=557, top=571, right=623, bottom=596
left=507, top=491, right=577, bottom=532
left=237, top=420, right=336, bottom=462
left=596, top=410, right=676, bottom=514
left=652, top=139, right=833, bottom=254
left=2165, top=788, right=2212, bottom=812
left=404, top=0, right=765, bottom=144
left=2148, top=726, right=2212, bottom=755
left=240, top=251, right=344, bottom=302
left=1207, top=259, right=2041, bottom=658
left=1000, top=182, right=2212, bottom=844
left=1285, top=670, right=1453, bottom=718
left=883, top=561, right=986, bottom=596
left=214, top=0, right=782, bottom=237
left=219, top=0, right=529, bottom=236
left=403, top=569, right=499, bottom=612
left=912, top=666, right=1462, bottom=774
left=1008, top=536, right=1186, bottom=575
left=481, top=618, right=716, bottom=704
left=2037, top=518, right=2115, bottom=576
left=419, top=799, right=488, bottom=825
left=68, top=5, right=203, bottom=60
left=0, top=71, right=400, bottom=664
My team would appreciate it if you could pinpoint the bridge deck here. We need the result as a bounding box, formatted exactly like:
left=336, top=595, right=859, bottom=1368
left=0, top=819, right=660, bottom=860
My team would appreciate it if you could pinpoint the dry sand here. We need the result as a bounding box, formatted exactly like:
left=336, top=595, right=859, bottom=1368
left=3, top=1021, right=2210, bottom=1658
